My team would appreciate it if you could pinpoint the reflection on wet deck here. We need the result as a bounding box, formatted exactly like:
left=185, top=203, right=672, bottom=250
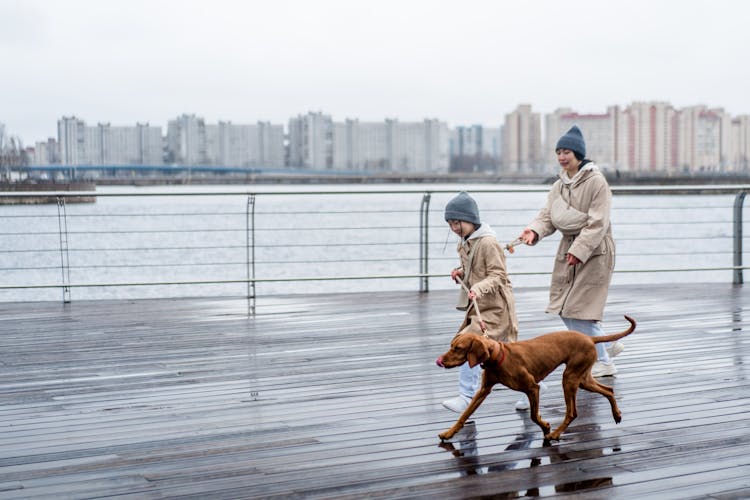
left=0, top=283, right=748, bottom=499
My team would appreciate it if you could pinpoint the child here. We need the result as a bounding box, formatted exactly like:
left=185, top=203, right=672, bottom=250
left=441, top=192, right=519, bottom=413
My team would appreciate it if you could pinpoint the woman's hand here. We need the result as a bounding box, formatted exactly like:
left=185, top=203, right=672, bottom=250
left=520, top=228, right=538, bottom=245
left=566, top=253, right=581, bottom=266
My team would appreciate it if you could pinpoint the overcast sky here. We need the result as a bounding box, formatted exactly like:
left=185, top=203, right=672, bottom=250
left=1, top=0, right=749, bottom=144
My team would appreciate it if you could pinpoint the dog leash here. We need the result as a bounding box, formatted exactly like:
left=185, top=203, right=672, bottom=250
left=504, top=237, right=524, bottom=254
left=455, top=276, right=487, bottom=334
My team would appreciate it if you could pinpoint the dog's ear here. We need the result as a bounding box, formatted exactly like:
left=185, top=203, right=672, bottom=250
left=466, top=337, right=490, bottom=368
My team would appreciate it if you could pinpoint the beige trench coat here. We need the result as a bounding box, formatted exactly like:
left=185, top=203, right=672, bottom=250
left=455, top=234, right=518, bottom=342
left=527, top=165, right=615, bottom=321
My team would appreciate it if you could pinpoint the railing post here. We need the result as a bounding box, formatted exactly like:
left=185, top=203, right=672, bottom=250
left=246, top=194, right=259, bottom=401
left=733, top=191, right=746, bottom=285
left=419, top=192, right=432, bottom=292
left=56, top=196, right=71, bottom=303
left=246, top=194, right=256, bottom=316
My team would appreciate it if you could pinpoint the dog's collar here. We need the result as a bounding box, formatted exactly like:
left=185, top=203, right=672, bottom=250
left=484, top=340, right=506, bottom=368
left=494, top=342, right=506, bottom=366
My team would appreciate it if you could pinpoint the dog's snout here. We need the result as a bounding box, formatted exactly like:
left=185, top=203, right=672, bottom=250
left=436, top=356, right=444, bottom=367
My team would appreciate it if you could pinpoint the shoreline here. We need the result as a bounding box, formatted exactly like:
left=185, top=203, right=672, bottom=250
left=0, top=181, right=97, bottom=204
left=44, top=171, right=750, bottom=187
left=3, top=171, right=750, bottom=204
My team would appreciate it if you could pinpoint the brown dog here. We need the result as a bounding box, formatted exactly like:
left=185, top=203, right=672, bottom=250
left=436, top=315, right=636, bottom=442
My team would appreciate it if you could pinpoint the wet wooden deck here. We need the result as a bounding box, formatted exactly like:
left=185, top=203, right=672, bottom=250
left=0, top=283, right=748, bottom=499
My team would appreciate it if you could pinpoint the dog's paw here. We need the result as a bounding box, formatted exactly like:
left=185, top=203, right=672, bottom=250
left=438, top=441, right=457, bottom=452
left=544, top=431, right=561, bottom=441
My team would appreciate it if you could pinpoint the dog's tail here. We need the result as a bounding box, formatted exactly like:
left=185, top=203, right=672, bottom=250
left=593, top=315, right=636, bottom=344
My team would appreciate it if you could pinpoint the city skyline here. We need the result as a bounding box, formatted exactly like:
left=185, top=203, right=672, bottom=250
left=1, top=0, right=748, bottom=143
left=6, top=98, right=750, bottom=146
left=31, top=101, right=750, bottom=175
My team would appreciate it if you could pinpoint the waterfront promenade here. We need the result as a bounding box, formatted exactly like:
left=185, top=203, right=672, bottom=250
left=0, top=283, right=748, bottom=499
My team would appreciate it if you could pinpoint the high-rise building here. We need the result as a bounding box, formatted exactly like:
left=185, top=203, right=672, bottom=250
left=166, top=114, right=206, bottom=165
left=87, top=123, right=163, bottom=165
left=135, top=123, right=164, bottom=165
left=678, top=106, right=731, bottom=172
left=450, top=125, right=502, bottom=172
left=33, top=138, right=59, bottom=165
left=731, top=115, right=750, bottom=172
left=287, top=112, right=333, bottom=169
left=621, top=102, right=679, bottom=172
left=298, top=113, right=449, bottom=173
left=58, top=117, right=163, bottom=166
left=204, top=121, right=284, bottom=168
left=57, top=116, right=86, bottom=166
left=331, top=119, right=390, bottom=171
left=502, top=105, right=543, bottom=173
left=256, top=121, right=285, bottom=168
left=387, top=118, right=448, bottom=173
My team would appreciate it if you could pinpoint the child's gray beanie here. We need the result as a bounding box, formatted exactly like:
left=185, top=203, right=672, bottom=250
left=444, top=191, right=480, bottom=225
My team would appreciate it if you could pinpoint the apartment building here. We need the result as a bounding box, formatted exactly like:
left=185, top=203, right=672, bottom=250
left=620, top=102, right=679, bottom=172
left=678, top=106, right=733, bottom=171
left=731, top=115, right=750, bottom=171
left=393, top=119, right=449, bottom=173
left=450, top=125, right=502, bottom=171
left=291, top=112, right=450, bottom=172
left=256, top=122, right=285, bottom=168
left=166, top=114, right=206, bottom=165
left=57, top=116, right=86, bottom=165
left=166, top=115, right=285, bottom=168
left=33, top=138, right=59, bottom=165
left=287, top=112, right=333, bottom=169
left=502, top=105, right=543, bottom=174
left=331, top=119, right=390, bottom=171
left=88, top=123, right=163, bottom=165
left=57, top=116, right=162, bottom=166
left=204, top=121, right=284, bottom=168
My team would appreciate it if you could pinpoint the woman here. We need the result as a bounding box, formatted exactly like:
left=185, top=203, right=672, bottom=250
left=518, top=125, right=623, bottom=382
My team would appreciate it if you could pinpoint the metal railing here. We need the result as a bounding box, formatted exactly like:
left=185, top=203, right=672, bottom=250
left=2, top=186, right=749, bottom=312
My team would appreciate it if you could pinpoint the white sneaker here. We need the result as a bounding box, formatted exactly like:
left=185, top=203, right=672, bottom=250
left=606, top=341, right=625, bottom=358
left=442, top=395, right=471, bottom=413
left=514, top=381, right=548, bottom=411
left=514, top=397, right=529, bottom=410
left=591, top=360, right=617, bottom=377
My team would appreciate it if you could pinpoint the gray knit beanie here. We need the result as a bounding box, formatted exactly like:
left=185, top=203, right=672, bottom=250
left=555, top=125, right=586, bottom=158
left=444, top=191, right=480, bottom=225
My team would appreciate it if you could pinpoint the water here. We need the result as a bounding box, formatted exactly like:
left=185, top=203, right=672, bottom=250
left=0, top=183, right=741, bottom=302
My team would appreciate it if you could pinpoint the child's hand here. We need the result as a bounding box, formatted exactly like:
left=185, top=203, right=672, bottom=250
left=450, top=268, right=464, bottom=283
left=566, top=253, right=582, bottom=266
left=468, top=290, right=477, bottom=300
